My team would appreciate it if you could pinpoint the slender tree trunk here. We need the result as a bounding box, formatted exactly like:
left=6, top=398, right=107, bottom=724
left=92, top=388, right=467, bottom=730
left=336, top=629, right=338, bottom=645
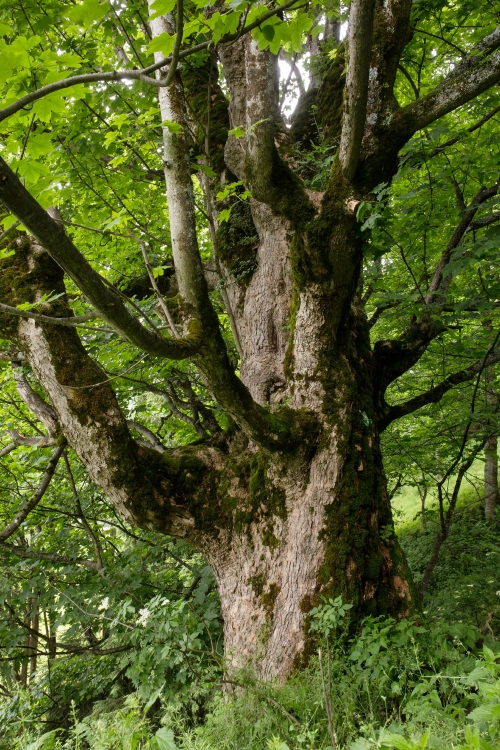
left=484, top=434, right=498, bottom=519
left=484, top=370, right=498, bottom=519
left=29, top=600, right=39, bottom=681
left=20, top=599, right=32, bottom=688
left=418, top=480, right=428, bottom=531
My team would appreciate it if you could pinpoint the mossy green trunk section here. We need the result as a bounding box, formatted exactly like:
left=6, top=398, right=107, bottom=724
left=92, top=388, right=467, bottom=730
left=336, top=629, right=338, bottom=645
left=198, top=412, right=415, bottom=680
left=192, top=306, right=416, bottom=679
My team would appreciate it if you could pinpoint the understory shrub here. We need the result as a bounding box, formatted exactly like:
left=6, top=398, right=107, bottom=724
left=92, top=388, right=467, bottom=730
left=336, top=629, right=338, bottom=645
left=4, top=501, right=500, bottom=750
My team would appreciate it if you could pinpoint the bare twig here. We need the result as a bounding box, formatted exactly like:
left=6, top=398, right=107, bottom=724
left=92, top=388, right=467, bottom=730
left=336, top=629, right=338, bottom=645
left=64, top=452, right=105, bottom=573
left=0, top=302, right=100, bottom=327
left=318, top=646, right=337, bottom=750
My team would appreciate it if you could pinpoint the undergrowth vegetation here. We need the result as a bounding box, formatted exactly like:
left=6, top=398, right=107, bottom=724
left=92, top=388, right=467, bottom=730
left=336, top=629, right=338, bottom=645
left=3, top=495, right=499, bottom=750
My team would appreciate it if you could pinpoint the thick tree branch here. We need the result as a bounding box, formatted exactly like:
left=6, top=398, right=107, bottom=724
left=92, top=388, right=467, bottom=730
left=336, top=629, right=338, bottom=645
left=127, top=420, right=166, bottom=452
left=425, top=182, right=499, bottom=305
left=470, top=211, right=500, bottom=230
left=0, top=542, right=100, bottom=571
left=0, top=241, right=224, bottom=538
left=338, top=0, right=376, bottom=179
left=0, top=159, right=202, bottom=359
left=13, top=371, right=59, bottom=436
left=148, top=10, right=307, bottom=450
left=0, top=302, right=100, bottom=328
left=219, top=36, right=314, bottom=221
left=397, top=26, right=500, bottom=136
left=0, top=443, right=66, bottom=542
left=379, top=346, right=500, bottom=430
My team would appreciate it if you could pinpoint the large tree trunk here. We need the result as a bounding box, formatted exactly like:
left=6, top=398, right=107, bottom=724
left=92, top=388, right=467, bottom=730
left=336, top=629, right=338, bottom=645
left=0, top=2, right=419, bottom=678
left=206, top=405, right=413, bottom=680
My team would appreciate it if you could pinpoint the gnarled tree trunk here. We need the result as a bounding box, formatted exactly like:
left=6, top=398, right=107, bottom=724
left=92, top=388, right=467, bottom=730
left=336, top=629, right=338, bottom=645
left=0, top=224, right=414, bottom=682
left=2, top=0, right=500, bottom=681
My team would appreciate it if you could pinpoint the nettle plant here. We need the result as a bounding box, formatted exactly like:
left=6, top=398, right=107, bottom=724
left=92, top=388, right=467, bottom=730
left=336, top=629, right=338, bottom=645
left=309, top=596, right=354, bottom=641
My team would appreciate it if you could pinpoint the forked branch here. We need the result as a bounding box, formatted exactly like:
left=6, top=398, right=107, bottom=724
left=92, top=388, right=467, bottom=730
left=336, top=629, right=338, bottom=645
left=379, top=346, right=500, bottom=430
left=425, top=181, right=499, bottom=305
left=373, top=180, right=500, bottom=390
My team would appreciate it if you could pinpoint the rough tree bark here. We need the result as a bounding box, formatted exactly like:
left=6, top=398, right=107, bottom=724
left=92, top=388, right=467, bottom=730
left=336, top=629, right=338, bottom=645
left=2, top=0, right=500, bottom=680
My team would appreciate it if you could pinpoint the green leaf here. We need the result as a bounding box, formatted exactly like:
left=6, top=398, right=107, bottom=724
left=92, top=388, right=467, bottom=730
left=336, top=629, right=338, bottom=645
left=32, top=92, right=67, bottom=122
left=162, top=119, right=183, bottom=134
left=155, top=727, right=178, bottom=750
left=0, top=246, right=15, bottom=260
left=349, top=741, right=371, bottom=750
left=261, top=24, right=275, bottom=41
left=217, top=182, right=243, bottom=201
left=16, top=159, right=50, bottom=183
left=468, top=703, right=500, bottom=722
left=26, top=729, right=60, bottom=750
left=290, top=13, right=313, bottom=52
left=148, top=32, right=176, bottom=57
left=193, top=163, right=216, bottom=178
left=228, top=126, right=245, bottom=139
left=378, top=733, right=417, bottom=750
left=27, top=132, right=54, bottom=158
left=65, top=0, right=110, bottom=27
left=0, top=43, right=24, bottom=84
left=149, top=0, right=177, bottom=19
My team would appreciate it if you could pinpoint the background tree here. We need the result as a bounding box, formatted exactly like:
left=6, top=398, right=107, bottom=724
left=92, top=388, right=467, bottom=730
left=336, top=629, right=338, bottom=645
left=0, top=0, right=500, bottom=684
